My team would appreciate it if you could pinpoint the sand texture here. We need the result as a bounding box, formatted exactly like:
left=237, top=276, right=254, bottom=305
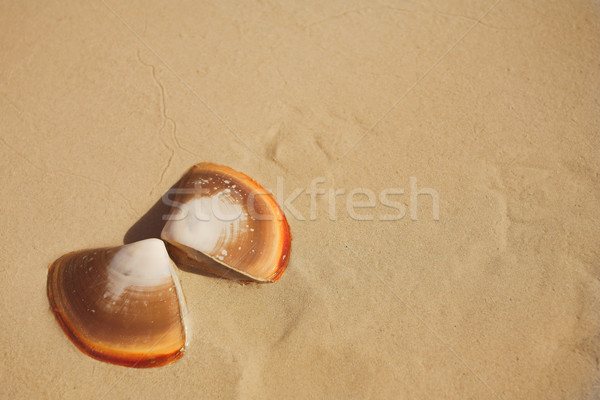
left=1, top=0, right=599, bottom=399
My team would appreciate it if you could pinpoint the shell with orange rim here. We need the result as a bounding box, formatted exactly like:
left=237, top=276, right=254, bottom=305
left=161, top=163, right=292, bottom=282
left=47, top=239, right=187, bottom=368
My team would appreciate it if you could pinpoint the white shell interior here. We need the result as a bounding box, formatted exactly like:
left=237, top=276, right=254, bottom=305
left=162, top=195, right=247, bottom=259
left=106, top=238, right=175, bottom=299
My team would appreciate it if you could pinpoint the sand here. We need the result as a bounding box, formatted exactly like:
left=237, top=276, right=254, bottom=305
left=1, top=0, right=599, bottom=399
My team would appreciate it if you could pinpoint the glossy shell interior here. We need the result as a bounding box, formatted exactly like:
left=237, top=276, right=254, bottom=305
left=47, top=239, right=187, bottom=368
left=161, top=163, right=292, bottom=282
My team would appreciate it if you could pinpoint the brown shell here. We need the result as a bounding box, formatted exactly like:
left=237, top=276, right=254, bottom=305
left=161, top=163, right=292, bottom=282
left=47, top=239, right=187, bottom=368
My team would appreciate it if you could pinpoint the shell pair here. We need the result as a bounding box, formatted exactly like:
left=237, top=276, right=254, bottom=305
left=47, top=163, right=292, bottom=367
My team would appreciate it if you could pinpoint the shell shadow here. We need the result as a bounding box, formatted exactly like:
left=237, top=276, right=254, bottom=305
left=123, top=179, right=182, bottom=245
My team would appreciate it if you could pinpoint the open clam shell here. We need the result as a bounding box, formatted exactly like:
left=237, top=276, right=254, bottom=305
left=47, top=239, right=187, bottom=368
left=161, top=163, right=292, bottom=282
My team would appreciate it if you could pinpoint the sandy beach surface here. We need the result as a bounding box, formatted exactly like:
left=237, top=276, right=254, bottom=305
left=1, top=0, right=599, bottom=399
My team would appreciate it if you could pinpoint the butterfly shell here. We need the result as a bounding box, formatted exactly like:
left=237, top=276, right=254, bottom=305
left=47, top=239, right=187, bottom=367
left=161, top=163, right=292, bottom=282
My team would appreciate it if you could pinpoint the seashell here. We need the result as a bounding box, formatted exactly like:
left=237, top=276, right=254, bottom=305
left=161, top=163, right=292, bottom=282
left=47, top=239, right=187, bottom=368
